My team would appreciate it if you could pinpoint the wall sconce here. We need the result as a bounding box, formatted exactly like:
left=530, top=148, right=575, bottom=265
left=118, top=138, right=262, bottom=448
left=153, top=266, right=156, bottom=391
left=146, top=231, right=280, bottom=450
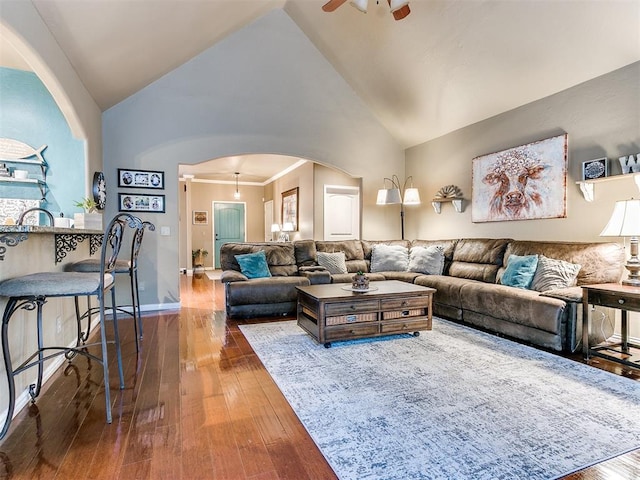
left=431, top=185, right=464, bottom=214
left=600, top=198, right=640, bottom=286
left=233, top=172, right=241, bottom=200
left=376, top=175, right=421, bottom=239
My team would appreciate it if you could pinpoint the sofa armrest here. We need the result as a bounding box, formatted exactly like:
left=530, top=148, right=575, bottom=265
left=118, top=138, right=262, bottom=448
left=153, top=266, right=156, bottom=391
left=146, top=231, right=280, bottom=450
left=220, top=270, right=248, bottom=283
left=539, top=286, right=582, bottom=303
left=299, top=268, right=332, bottom=285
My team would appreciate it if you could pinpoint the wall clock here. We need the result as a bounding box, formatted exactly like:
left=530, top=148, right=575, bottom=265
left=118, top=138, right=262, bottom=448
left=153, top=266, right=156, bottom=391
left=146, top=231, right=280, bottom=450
left=93, top=171, right=106, bottom=210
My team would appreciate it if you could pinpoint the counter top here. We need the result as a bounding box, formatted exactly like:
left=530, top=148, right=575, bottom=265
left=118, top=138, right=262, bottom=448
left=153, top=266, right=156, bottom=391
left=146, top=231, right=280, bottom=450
left=0, top=225, right=102, bottom=234
left=0, top=226, right=103, bottom=263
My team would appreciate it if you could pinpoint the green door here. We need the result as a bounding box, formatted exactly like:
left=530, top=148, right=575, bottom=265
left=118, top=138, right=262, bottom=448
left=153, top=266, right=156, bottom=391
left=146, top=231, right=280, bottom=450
left=214, top=202, right=245, bottom=268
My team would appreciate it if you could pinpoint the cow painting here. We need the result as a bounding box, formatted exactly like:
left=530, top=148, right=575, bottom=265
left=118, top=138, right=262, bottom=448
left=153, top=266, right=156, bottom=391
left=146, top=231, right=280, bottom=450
left=472, top=135, right=568, bottom=223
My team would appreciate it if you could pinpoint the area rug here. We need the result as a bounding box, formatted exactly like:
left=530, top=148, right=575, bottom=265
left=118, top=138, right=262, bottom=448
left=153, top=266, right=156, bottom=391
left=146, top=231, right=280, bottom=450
left=239, top=318, right=640, bottom=480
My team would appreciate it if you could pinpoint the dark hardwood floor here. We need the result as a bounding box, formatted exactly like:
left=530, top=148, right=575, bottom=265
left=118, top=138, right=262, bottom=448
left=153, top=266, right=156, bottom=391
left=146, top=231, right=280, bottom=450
left=0, top=274, right=638, bottom=479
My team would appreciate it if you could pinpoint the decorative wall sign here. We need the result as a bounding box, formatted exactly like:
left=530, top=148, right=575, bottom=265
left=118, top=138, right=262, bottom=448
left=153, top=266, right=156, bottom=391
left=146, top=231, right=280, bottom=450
left=193, top=210, right=208, bottom=225
left=582, top=158, right=608, bottom=180
left=281, top=187, right=299, bottom=231
left=472, top=134, right=568, bottom=223
left=118, top=193, right=165, bottom=213
left=118, top=168, right=164, bottom=189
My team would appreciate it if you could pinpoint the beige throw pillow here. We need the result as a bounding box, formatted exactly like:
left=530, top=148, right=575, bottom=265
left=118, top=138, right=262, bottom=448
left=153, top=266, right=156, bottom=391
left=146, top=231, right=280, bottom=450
left=531, top=255, right=581, bottom=292
left=317, top=251, right=348, bottom=274
left=408, top=245, right=445, bottom=275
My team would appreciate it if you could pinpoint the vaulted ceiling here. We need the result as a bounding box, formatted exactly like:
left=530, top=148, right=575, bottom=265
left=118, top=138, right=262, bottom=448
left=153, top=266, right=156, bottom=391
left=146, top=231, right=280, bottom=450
left=2, top=0, right=639, bottom=179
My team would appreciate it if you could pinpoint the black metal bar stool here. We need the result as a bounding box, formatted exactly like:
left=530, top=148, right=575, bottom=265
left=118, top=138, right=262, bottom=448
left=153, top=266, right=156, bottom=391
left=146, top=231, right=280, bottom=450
left=66, top=220, right=154, bottom=353
left=0, top=213, right=142, bottom=440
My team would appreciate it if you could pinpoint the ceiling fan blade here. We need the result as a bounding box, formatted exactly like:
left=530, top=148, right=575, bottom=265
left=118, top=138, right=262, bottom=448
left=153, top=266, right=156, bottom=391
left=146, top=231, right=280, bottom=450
left=322, top=0, right=348, bottom=12
left=392, top=4, right=410, bottom=20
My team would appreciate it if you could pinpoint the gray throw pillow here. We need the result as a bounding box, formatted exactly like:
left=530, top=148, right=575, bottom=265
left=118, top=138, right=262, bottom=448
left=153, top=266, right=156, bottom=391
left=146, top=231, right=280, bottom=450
left=370, top=244, right=409, bottom=272
left=317, top=251, right=348, bottom=274
left=531, top=255, right=581, bottom=292
left=408, top=245, right=445, bottom=275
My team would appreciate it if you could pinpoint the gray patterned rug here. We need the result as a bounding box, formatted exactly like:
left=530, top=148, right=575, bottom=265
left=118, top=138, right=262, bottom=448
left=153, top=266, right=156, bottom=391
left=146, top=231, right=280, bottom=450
left=239, top=318, right=640, bottom=480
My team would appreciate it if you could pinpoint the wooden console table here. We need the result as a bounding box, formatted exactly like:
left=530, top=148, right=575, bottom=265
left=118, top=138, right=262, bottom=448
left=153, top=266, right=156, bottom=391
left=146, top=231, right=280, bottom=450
left=297, top=280, right=435, bottom=348
left=582, top=283, right=640, bottom=368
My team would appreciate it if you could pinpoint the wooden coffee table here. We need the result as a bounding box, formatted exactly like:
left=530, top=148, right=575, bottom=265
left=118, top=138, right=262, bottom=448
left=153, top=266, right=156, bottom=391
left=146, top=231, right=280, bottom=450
left=296, top=280, right=436, bottom=348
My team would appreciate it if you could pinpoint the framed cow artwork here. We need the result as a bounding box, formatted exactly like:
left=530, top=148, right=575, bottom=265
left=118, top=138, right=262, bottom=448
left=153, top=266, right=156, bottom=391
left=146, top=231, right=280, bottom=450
left=471, top=134, right=568, bottom=223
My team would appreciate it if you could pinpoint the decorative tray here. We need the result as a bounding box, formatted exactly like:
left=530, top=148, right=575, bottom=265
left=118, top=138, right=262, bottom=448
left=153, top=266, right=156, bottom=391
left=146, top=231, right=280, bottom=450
left=340, top=285, right=378, bottom=292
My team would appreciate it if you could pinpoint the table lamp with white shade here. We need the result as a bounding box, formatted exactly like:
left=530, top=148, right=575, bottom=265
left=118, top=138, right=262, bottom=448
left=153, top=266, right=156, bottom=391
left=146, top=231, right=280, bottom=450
left=600, top=198, right=640, bottom=286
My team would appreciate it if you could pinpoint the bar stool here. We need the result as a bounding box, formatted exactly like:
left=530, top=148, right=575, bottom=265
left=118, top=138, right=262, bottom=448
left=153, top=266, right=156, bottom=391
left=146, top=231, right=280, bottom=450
left=0, top=213, right=142, bottom=440
left=67, top=220, right=154, bottom=353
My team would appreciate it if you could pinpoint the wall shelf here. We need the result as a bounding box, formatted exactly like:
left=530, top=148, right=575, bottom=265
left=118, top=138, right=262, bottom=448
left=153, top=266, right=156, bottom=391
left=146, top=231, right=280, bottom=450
left=431, top=197, right=463, bottom=214
left=576, top=173, right=640, bottom=202
left=0, top=177, right=47, bottom=199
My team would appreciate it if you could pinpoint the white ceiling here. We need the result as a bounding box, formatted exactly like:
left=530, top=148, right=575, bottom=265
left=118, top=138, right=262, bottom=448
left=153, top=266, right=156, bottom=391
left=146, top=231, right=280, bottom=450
left=3, top=0, right=640, bottom=180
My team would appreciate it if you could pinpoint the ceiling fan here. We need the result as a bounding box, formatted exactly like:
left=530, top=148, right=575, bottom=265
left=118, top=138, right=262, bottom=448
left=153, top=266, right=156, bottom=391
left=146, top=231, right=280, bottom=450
left=322, top=0, right=410, bottom=21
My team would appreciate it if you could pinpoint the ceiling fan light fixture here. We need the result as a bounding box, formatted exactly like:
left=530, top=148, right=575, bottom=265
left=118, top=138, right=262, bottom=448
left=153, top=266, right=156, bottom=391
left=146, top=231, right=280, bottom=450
left=389, top=0, right=409, bottom=13
left=350, top=0, right=368, bottom=13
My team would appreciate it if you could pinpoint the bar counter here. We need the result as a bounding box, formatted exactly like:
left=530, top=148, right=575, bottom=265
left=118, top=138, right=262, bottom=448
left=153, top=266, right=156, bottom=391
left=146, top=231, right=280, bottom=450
left=0, top=225, right=102, bottom=264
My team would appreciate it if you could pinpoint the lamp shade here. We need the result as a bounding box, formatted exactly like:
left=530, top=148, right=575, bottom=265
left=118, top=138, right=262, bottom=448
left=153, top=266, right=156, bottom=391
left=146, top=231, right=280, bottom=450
left=385, top=188, right=402, bottom=205
left=271, top=223, right=280, bottom=233
left=376, top=189, right=388, bottom=205
left=350, top=0, right=368, bottom=12
left=402, top=187, right=421, bottom=205
left=282, top=222, right=295, bottom=232
left=389, top=0, right=409, bottom=12
left=600, top=199, right=640, bottom=237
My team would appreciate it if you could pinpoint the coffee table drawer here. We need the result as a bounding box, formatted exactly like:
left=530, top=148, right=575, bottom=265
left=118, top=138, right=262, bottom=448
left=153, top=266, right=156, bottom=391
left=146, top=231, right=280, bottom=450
left=326, top=312, right=378, bottom=325
left=382, top=308, right=426, bottom=320
left=381, top=318, right=431, bottom=334
left=381, top=297, right=427, bottom=310
left=326, top=323, right=379, bottom=340
left=325, top=300, right=379, bottom=316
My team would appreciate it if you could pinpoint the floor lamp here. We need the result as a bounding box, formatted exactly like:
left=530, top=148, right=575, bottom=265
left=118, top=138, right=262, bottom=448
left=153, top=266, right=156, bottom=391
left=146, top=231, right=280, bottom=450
left=376, top=175, right=421, bottom=240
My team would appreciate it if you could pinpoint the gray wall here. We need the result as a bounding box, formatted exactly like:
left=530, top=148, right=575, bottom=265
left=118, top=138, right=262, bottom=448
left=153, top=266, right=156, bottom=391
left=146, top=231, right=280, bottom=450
left=405, top=61, right=640, bottom=243
left=103, top=9, right=404, bottom=306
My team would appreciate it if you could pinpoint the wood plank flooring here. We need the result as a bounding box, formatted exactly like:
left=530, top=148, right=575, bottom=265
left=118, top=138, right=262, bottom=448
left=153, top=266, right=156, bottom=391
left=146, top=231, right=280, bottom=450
left=0, top=274, right=638, bottom=479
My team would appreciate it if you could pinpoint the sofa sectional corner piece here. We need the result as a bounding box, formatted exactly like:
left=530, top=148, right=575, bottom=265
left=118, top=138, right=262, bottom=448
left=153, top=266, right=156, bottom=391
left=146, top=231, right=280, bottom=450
left=219, top=238, right=625, bottom=353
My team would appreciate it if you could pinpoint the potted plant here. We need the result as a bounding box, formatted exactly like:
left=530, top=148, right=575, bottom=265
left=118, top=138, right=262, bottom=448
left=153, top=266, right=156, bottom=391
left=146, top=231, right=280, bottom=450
left=192, top=248, right=209, bottom=268
left=352, top=270, right=370, bottom=290
left=73, top=197, right=103, bottom=230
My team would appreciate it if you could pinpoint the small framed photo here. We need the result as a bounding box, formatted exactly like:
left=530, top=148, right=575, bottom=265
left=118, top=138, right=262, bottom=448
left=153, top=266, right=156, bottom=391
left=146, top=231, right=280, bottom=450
left=118, top=193, right=165, bottom=213
left=193, top=210, right=208, bottom=225
left=118, top=168, right=165, bottom=189
left=582, top=158, right=608, bottom=180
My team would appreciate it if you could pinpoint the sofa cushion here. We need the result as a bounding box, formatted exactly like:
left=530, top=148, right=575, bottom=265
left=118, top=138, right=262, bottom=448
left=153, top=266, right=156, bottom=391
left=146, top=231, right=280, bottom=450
left=220, top=242, right=298, bottom=276
left=235, top=251, right=272, bottom=279
left=294, top=239, right=317, bottom=267
left=317, top=251, right=348, bottom=274
left=460, top=281, right=566, bottom=335
left=370, top=244, right=409, bottom=272
left=500, top=254, right=538, bottom=289
left=408, top=245, right=445, bottom=275
left=531, top=255, right=581, bottom=292
left=500, top=240, right=624, bottom=285
left=331, top=272, right=386, bottom=284
left=449, top=238, right=510, bottom=283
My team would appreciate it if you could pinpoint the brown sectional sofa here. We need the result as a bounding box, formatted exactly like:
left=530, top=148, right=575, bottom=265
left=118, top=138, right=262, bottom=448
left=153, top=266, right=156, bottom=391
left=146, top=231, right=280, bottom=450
left=219, top=238, right=625, bottom=352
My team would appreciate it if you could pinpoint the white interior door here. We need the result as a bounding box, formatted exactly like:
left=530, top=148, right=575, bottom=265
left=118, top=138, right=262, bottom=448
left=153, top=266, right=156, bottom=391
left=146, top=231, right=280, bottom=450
left=323, top=185, right=360, bottom=240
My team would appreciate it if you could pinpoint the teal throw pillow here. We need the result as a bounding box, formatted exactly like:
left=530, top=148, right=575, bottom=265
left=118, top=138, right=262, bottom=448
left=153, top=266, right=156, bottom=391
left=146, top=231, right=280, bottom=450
left=501, top=254, right=538, bottom=289
left=235, top=250, right=272, bottom=279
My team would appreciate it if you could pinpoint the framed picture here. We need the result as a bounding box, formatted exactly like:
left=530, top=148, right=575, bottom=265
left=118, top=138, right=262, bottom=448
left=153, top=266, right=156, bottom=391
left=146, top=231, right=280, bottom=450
left=118, top=193, right=165, bottom=213
left=471, top=133, right=568, bottom=223
left=193, top=210, right=208, bottom=225
left=118, top=168, right=164, bottom=189
left=281, top=187, right=299, bottom=231
left=582, top=158, right=608, bottom=180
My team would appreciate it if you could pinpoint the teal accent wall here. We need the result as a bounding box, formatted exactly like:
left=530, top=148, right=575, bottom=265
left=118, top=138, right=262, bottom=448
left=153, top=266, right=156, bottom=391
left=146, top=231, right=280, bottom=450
left=0, top=67, right=85, bottom=217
